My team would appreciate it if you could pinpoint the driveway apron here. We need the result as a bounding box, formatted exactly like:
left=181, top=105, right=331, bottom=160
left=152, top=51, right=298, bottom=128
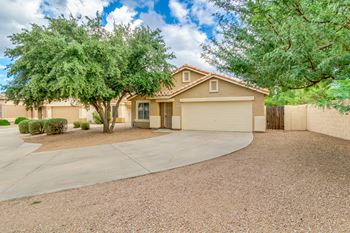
left=0, top=128, right=252, bottom=201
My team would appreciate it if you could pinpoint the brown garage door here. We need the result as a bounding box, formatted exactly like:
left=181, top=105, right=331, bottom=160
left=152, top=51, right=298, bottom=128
left=51, top=106, right=80, bottom=123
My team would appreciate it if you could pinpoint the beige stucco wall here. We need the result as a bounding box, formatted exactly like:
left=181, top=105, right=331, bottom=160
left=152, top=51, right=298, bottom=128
left=307, top=105, right=350, bottom=140
left=1, top=104, right=32, bottom=120
left=0, top=98, right=131, bottom=124
left=172, top=78, right=265, bottom=118
left=162, top=70, right=206, bottom=92
left=284, top=105, right=307, bottom=130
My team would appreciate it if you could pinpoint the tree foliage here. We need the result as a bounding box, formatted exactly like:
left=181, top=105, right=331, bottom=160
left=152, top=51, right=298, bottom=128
left=4, top=15, right=174, bottom=132
left=266, top=80, right=350, bottom=113
left=203, top=0, right=350, bottom=112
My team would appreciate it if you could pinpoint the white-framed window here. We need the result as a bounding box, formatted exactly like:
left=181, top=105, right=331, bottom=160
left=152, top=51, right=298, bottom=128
left=182, top=71, right=191, bottom=83
left=209, top=79, right=219, bottom=92
left=136, top=100, right=150, bottom=121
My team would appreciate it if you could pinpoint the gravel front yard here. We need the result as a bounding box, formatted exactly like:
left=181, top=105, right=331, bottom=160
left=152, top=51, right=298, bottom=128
left=1, top=131, right=350, bottom=232
left=23, top=127, right=166, bottom=152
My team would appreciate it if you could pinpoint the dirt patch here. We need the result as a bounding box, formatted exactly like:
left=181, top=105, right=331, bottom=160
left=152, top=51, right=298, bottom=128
left=1, top=131, right=350, bottom=232
left=23, top=127, right=167, bottom=152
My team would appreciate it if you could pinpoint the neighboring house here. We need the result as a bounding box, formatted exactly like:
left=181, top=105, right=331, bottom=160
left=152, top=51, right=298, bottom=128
left=128, top=64, right=269, bottom=132
left=0, top=94, right=131, bottom=123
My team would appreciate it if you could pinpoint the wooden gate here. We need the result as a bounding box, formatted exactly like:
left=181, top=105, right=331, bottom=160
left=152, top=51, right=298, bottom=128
left=266, top=106, right=284, bottom=129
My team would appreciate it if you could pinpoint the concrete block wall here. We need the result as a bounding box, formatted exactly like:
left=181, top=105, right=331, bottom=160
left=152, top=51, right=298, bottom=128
left=284, top=105, right=307, bottom=130
left=284, top=104, right=350, bottom=140
left=307, top=105, right=350, bottom=140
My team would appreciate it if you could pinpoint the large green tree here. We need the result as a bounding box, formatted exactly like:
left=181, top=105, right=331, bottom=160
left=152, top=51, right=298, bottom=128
left=4, top=16, right=174, bottom=133
left=203, top=0, right=350, bottom=112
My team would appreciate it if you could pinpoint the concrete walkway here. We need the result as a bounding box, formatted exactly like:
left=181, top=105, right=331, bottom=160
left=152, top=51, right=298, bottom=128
left=0, top=127, right=253, bottom=201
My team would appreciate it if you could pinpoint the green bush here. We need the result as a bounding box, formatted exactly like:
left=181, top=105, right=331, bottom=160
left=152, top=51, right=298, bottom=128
left=73, top=121, right=81, bottom=128
left=80, top=122, right=90, bottom=130
left=42, top=119, right=48, bottom=131
left=18, top=120, right=31, bottom=133
left=44, top=118, right=68, bottom=135
left=0, top=119, right=11, bottom=126
left=15, top=117, right=28, bottom=124
left=92, top=111, right=103, bottom=124
left=28, top=120, right=45, bottom=135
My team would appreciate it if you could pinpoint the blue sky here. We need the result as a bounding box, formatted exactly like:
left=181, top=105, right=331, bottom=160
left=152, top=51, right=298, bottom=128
left=0, top=0, right=220, bottom=86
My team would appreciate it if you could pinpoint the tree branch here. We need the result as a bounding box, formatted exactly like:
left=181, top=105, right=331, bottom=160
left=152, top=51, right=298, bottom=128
left=284, top=74, right=334, bottom=90
left=293, top=1, right=310, bottom=22
left=318, top=43, right=333, bottom=50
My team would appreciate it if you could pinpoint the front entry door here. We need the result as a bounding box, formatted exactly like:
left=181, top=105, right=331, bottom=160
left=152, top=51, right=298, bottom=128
left=161, top=102, right=172, bottom=129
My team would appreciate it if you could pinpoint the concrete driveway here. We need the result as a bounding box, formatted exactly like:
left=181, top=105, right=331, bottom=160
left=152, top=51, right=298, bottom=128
left=0, top=127, right=253, bottom=201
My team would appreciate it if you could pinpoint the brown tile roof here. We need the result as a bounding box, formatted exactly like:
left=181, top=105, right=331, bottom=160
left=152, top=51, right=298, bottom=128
left=172, top=64, right=210, bottom=76
left=128, top=64, right=269, bottom=100
left=153, top=74, right=211, bottom=98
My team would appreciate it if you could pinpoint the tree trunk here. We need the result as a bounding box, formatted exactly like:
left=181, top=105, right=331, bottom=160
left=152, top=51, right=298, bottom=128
left=92, top=101, right=112, bottom=133
left=103, top=120, right=110, bottom=133
left=92, top=94, right=125, bottom=133
left=109, top=93, right=126, bottom=132
left=38, top=106, right=43, bottom=120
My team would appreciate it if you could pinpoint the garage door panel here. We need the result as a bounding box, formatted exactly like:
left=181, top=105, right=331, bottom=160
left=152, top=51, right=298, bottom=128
left=181, top=101, right=252, bottom=132
left=52, top=107, right=80, bottom=123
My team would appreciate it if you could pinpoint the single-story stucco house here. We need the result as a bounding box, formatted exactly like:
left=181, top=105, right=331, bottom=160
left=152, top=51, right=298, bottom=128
left=128, top=64, right=269, bottom=132
left=0, top=95, right=131, bottom=123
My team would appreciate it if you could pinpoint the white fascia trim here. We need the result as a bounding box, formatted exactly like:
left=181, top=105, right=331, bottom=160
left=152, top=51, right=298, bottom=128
left=155, top=99, right=175, bottom=103
left=172, top=66, right=208, bottom=76
left=180, top=96, right=255, bottom=103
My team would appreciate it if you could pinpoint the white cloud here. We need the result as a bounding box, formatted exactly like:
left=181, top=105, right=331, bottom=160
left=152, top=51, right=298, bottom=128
left=139, top=10, right=166, bottom=30
left=136, top=7, right=214, bottom=71
left=105, top=6, right=143, bottom=31
left=0, top=0, right=45, bottom=56
left=0, top=0, right=215, bottom=72
left=0, top=0, right=113, bottom=56
left=43, top=0, right=111, bottom=18
left=136, top=5, right=215, bottom=71
left=65, top=0, right=110, bottom=18
left=169, top=0, right=188, bottom=23
left=161, top=24, right=213, bottom=70
left=0, top=65, right=6, bottom=70
left=191, top=0, right=218, bottom=26
left=120, top=0, right=155, bottom=10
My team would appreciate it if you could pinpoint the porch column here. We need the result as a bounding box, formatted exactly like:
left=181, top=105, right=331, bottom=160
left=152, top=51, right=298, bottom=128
left=149, top=100, right=160, bottom=128
left=172, top=100, right=181, bottom=130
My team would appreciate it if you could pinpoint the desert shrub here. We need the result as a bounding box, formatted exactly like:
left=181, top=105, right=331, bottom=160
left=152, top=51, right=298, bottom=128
left=15, top=117, right=28, bottom=124
left=92, top=111, right=103, bottom=124
left=80, top=122, right=90, bottom=130
left=44, top=118, right=68, bottom=135
left=28, top=120, right=45, bottom=135
left=73, top=121, right=81, bottom=128
left=0, top=119, right=11, bottom=126
left=18, top=120, right=31, bottom=133
left=42, top=119, right=48, bottom=131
